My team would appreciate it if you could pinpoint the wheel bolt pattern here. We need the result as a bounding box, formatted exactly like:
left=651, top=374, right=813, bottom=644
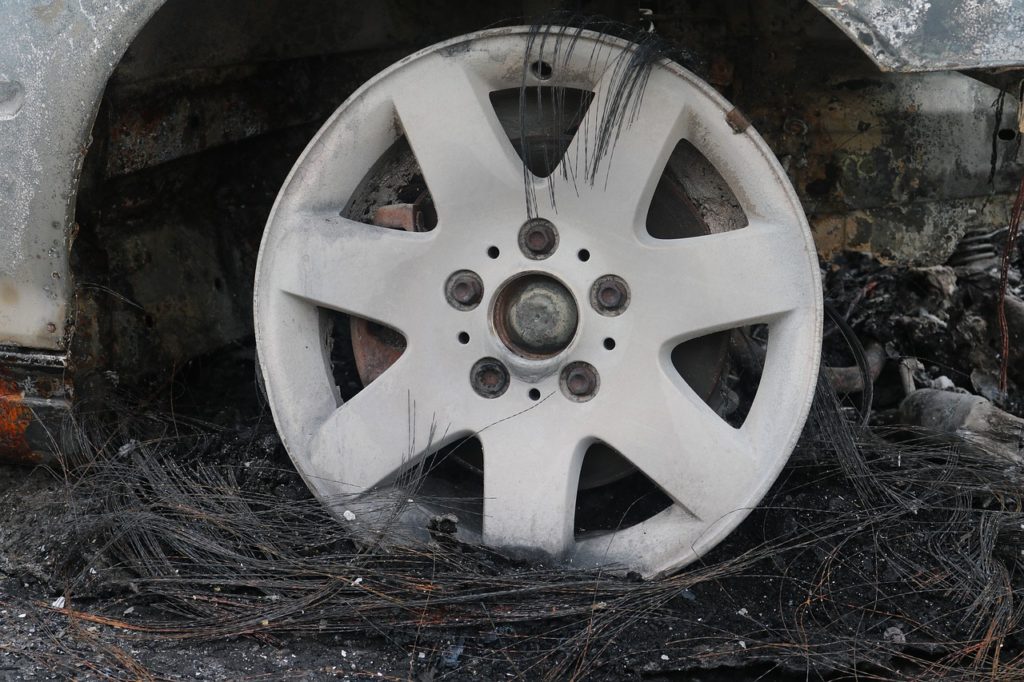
left=518, top=219, right=559, bottom=259
left=590, top=275, right=630, bottom=316
left=561, top=361, right=599, bottom=401
left=471, top=357, right=510, bottom=398
left=445, top=270, right=483, bottom=310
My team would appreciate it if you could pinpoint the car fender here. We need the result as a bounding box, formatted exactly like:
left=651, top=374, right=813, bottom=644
left=0, top=0, right=163, bottom=351
left=810, top=0, right=1024, bottom=73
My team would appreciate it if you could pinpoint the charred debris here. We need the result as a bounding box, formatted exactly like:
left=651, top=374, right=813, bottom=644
left=3, top=331, right=1024, bottom=679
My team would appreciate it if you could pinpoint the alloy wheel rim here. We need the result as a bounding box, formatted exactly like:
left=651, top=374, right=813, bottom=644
left=254, top=27, right=822, bottom=576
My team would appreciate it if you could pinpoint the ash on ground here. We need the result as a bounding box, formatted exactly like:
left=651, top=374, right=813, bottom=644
left=2, top=248, right=1024, bottom=681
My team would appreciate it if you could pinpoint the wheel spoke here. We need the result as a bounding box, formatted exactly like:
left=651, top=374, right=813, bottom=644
left=682, top=99, right=798, bottom=226
left=391, top=55, right=524, bottom=225
left=593, top=362, right=758, bottom=522
left=627, top=223, right=811, bottom=346
left=550, top=65, right=685, bottom=226
left=479, top=413, right=586, bottom=558
left=271, top=210, right=434, bottom=330
left=307, top=351, right=464, bottom=493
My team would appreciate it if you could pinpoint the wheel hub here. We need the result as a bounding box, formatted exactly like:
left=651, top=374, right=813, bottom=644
left=493, top=273, right=578, bottom=358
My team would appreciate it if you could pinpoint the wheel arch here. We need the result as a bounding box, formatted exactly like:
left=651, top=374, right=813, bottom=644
left=0, top=0, right=165, bottom=352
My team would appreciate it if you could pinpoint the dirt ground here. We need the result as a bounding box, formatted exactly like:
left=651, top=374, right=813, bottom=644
left=2, top=254, right=1024, bottom=681
left=1, top=418, right=1021, bottom=679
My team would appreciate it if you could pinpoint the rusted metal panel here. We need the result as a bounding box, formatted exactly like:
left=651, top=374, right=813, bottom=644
left=745, top=66, right=1024, bottom=264
left=0, top=375, right=36, bottom=464
left=101, top=51, right=408, bottom=178
left=0, top=348, right=71, bottom=465
left=0, top=348, right=72, bottom=464
left=809, top=0, right=1024, bottom=73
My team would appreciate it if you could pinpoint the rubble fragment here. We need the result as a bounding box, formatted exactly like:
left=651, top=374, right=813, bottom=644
left=900, top=389, right=1024, bottom=464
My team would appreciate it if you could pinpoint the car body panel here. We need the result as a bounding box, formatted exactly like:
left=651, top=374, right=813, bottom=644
left=0, top=0, right=162, bottom=352
left=810, top=0, right=1024, bottom=73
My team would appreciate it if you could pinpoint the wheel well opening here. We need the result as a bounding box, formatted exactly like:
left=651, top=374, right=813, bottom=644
left=69, top=0, right=522, bottom=418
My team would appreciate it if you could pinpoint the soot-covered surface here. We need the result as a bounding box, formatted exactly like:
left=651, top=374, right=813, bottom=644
left=1, top=394, right=1022, bottom=679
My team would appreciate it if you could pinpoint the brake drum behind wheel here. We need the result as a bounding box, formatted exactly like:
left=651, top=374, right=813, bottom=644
left=254, top=27, right=822, bottom=576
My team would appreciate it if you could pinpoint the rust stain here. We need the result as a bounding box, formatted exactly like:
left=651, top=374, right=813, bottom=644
left=350, top=203, right=415, bottom=386
left=1, top=282, right=18, bottom=306
left=725, top=107, right=751, bottom=134
left=0, top=376, right=39, bottom=465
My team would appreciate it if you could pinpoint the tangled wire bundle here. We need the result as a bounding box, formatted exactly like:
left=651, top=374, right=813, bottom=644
left=0, top=378, right=1013, bottom=681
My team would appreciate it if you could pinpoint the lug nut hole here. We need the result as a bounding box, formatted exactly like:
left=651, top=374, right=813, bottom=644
left=487, top=246, right=500, bottom=259
left=603, top=337, right=616, bottom=350
left=528, top=388, right=541, bottom=401
left=577, top=248, right=591, bottom=262
left=458, top=332, right=470, bottom=344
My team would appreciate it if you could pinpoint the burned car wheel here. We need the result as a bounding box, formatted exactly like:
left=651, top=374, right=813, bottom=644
left=253, top=27, right=822, bottom=576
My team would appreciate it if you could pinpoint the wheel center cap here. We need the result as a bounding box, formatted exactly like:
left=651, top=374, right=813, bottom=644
left=493, top=274, right=578, bottom=358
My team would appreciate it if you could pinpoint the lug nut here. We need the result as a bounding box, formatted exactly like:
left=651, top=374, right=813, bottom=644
left=590, top=275, right=630, bottom=316
left=471, top=358, right=510, bottom=399
left=445, top=270, right=483, bottom=310
left=518, top=219, right=558, bottom=259
left=561, top=362, right=599, bottom=401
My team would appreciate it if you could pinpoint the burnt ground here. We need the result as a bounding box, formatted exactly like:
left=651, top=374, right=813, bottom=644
left=2, top=254, right=1024, bottom=681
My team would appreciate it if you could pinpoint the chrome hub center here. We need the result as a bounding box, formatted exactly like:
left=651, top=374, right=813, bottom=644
left=493, top=274, right=578, bottom=358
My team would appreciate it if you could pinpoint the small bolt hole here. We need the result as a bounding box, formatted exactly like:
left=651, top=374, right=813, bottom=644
left=530, top=60, right=553, bottom=80
left=458, top=332, right=470, bottom=345
left=603, top=337, right=616, bottom=350
left=487, top=246, right=500, bottom=259
left=528, top=388, right=541, bottom=401
left=998, top=128, right=1017, bottom=141
left=577, top=249, right=591, bottom=262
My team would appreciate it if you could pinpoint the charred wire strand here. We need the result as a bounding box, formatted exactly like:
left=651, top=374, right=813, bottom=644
left=0, top=381, right=1014, bottom=679
left=990, top=89, right=1008, bottom=187
left=997, top=175, right=1024, bottom=392
left=824, top=303, right=876, bottom=425
left=519, top=13, right=700, bottom=216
